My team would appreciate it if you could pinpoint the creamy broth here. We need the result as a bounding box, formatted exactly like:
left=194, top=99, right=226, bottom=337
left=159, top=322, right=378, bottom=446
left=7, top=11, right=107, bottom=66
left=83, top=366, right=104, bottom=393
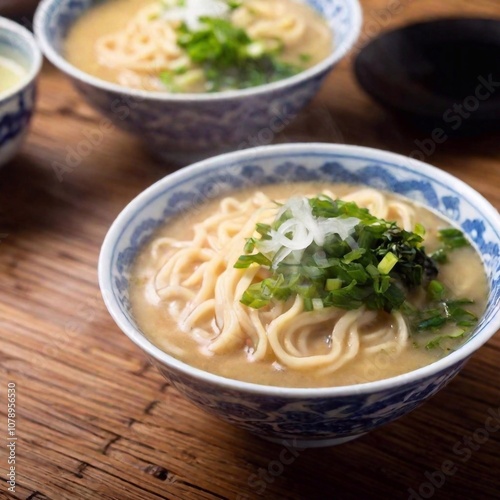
left=65, top=0, right=332, bottom=92
left=130, top=183, right=489, bottom=388
left=0, top=55, right=25, bottom=95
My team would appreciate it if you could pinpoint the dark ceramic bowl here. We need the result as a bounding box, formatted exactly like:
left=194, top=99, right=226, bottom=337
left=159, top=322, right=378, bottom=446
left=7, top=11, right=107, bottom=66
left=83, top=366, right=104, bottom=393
left=355, top=18, right=500, bottom=135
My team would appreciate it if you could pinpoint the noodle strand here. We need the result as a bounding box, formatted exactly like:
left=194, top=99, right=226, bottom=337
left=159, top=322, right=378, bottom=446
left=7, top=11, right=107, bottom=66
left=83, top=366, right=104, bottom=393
left=148, top=189, right=414, bottom=373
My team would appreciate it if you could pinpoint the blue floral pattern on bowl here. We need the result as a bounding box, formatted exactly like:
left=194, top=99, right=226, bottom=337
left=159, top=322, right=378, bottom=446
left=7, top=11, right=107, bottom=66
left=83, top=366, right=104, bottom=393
left=100, top=145, right=500, bottom=447
left=0, top=89, right=35, bottom=147
left=154, top=359, right=466, bottom=443
left=35, top=0, right=362, bottom=162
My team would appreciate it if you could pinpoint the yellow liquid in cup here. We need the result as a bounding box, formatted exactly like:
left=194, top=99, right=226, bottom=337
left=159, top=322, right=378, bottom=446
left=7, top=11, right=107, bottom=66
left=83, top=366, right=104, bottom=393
left=0, top=55, right=26, bottom=95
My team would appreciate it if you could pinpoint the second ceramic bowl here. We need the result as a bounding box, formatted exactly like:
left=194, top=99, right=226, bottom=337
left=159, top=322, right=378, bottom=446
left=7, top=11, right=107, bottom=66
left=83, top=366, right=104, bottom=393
left=34, top=0, right=362, bottom=163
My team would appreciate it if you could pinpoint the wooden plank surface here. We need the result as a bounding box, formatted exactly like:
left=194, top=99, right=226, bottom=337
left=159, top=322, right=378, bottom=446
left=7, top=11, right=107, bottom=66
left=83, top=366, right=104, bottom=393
left=1, top=0, right=500, bottom=498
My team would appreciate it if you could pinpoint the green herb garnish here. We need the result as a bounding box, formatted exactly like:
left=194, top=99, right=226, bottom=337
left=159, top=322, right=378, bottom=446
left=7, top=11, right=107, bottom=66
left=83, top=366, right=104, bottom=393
left=169, top=17, right=301, bottom=91
left=235, top=195, right=438, bottom=312
left=234, top=195, right=478, bottom=347
left=425, top=330, right=466, bottom=350
left=439, top=228, right=470, bottom=248
left=403, top=297, right=478, bottom=342
left=427, top=279, right=445, bottom=301
left=410, top=297, right=477, bottom=349
left=161, top=0, right=186, bottom=8
left=227, top=0, right=242, bottom=9
left=431, top=227, right=470, bottom=263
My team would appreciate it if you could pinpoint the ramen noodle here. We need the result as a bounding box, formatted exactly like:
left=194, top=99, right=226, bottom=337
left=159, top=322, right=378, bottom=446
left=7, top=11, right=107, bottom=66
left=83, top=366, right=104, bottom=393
left=130, top=183, right=488, bottom=388
left=65, top=0, right=332, bottom=92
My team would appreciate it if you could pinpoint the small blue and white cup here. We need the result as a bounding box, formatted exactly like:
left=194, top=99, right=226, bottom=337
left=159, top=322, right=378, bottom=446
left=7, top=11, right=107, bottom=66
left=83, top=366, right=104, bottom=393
left=0, top=16, right=42, bottom=168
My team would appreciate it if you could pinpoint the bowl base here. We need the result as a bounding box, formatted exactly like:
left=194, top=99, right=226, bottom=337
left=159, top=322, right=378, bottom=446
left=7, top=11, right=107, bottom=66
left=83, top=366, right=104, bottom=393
left=263, top=432, right=367, bottom=448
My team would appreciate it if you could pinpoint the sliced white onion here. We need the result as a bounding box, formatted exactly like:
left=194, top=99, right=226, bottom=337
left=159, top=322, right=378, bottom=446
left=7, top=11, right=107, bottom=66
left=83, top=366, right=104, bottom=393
left=312, top=298, right=324, bottom=310
left=161, top=0, right=230, bottom=30
left=256, top=197, right=361, bottom=267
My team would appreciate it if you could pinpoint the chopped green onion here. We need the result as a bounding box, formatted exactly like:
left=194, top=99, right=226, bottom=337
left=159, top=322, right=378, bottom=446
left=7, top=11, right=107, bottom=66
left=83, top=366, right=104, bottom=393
left=418, top=315, right=448, bottom=331
left=255, top=223, right=272, bottom=238
left=234, top=253, right=271, bottom=269
left=234, top=195, right=476, bottom=347
left=426, top=329, right=465, bottom=349
left=428, top=280, right=445, bottom=301
left=243, top=238, right=256, bottom=253
left=246, top=41, right=266, bottom=58
left=326, top=278, right=343, bottom=291
left=312, top=298, right=324, bottom=310
left=410, top=299, right=477, bottom=336
left=373, top=275, right=390, bottom=294
left=366, top=264, right=379, bottom=277
left=447, top=300, right=477, bottom=327
left=438, top=228, right=470, bottom=249
left=174, top=17, right=302, bottom=92
left=431, top=228, right=469, bottom=264
left=303, top=297, right=313, bottom=311
left=377, top=252, right=399, bottom=274
left=343, top=248, right=366, bottom=263
left=430, top=248, right=448, bottom=263
left=414, top=223, right=426, bottom=238
left=240, top=283, right=271, bottom=309
left=227, top=0, right=242, bottom=9
left=325, top=281, right=364, bottom=310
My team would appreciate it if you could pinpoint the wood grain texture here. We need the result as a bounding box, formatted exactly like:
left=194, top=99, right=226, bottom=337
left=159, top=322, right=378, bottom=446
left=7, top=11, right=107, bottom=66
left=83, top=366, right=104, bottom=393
left=1, top=0, right=500, bottom=498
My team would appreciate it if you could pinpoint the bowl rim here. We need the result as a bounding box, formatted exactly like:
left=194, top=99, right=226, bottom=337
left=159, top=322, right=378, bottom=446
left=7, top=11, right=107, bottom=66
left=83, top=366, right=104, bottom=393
left=0, top=16, right=42, bottom=103
left=99, top=143, right=500, bottom=398
left=33, top=0, right=362, bottom=102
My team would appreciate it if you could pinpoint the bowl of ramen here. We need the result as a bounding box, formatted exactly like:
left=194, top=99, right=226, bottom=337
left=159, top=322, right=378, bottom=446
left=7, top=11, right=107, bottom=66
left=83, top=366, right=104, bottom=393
left=0, top=17, right=42, bottom=168
left=99, top=143, right=500, bottom=447
left=34, top=0, right=362, bottom=163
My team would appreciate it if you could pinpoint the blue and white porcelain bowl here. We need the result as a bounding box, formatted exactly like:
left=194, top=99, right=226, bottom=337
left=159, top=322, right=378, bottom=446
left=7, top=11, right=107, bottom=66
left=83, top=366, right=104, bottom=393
left=99, top=144, right=500, bottom=447
left=34, top=0, right=362, bottom=163
left=0, top=17, right=42, bottom=168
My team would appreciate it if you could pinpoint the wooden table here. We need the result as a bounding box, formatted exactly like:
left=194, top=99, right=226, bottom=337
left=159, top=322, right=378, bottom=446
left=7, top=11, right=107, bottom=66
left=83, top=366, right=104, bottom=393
left=1, top=0, right=500, bottom=498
